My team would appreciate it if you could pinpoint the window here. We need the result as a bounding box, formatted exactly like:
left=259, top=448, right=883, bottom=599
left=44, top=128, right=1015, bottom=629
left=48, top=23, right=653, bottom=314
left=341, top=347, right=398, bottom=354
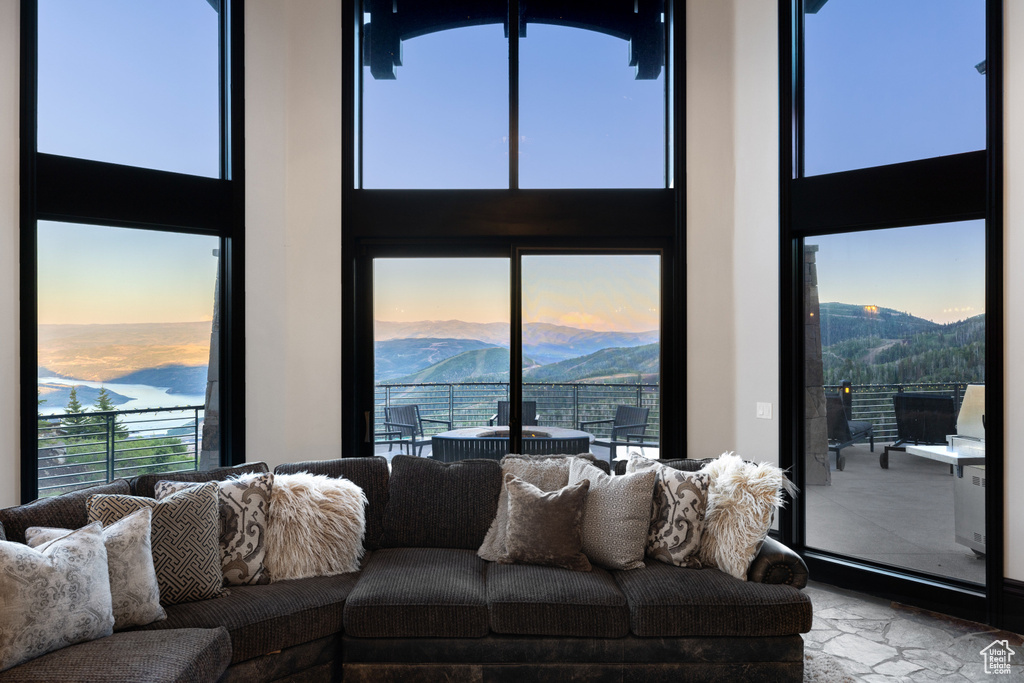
left=345, top=0, right=682, bottom=461
left=781, top=0, right=1002, bottom=624
left=21, top=0, right=245, bottom=502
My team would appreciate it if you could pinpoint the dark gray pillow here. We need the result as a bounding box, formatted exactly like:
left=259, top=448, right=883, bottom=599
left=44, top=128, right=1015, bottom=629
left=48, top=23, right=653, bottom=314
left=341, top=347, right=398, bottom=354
left=502, top=474, right=591, bottom=572
left=378, top=456, right=501, bottom=549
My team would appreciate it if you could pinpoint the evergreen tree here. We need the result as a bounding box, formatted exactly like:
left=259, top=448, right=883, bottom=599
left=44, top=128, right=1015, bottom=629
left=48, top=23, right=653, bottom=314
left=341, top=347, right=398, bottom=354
left=91, top=387, right=128, bottom=437
left=62, top=386, right=88, bottom=437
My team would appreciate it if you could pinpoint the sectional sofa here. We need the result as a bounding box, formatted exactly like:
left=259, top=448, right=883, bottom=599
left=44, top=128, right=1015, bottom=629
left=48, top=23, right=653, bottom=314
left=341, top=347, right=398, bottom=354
left=0, top=456, right=812, bottom=682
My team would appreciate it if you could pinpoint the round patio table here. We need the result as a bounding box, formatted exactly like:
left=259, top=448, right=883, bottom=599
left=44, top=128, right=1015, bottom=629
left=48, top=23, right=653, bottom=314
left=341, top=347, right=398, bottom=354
left=430, top=426, right=593, bottom=463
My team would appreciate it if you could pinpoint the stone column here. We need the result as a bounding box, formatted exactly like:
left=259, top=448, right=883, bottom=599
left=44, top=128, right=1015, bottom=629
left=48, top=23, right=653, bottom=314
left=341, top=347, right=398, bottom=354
left=198, top=248, right=221, bottom=471
left=804, top=245, right=830, bottom=486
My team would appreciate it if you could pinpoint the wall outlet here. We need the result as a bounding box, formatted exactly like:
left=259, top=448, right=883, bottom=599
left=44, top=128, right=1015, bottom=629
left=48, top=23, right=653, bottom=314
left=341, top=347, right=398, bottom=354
left=756, top=402, right=773, bottom=420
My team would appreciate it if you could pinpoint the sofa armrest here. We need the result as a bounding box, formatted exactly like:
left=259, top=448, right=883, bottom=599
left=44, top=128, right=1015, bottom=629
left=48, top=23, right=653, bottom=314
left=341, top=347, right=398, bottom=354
left=746, top=536, right=808, bottom=589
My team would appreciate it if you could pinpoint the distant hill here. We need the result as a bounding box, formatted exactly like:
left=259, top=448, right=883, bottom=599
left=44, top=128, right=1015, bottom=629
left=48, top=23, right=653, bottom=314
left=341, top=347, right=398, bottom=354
left=374, top=320, right=658, bottom=365
left=523, top=344, right=660, bottom=383
left=384, top=348, right=531, bottom=384
left=111, top=365, right=209, bottom=395
left=818, top=303, right=938, bottom=347
left=375, top=338, right=500, bottom=380
left=38, top=383, right=132, bottom=412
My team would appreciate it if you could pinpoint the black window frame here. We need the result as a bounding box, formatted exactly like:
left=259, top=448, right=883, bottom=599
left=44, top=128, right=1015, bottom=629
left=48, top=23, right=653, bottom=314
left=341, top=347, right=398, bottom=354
left=778, top=0, right=1005, bottom=627
left=19, top=0, right=246, bottom=503
left=342, top=0, right=686, bottom=456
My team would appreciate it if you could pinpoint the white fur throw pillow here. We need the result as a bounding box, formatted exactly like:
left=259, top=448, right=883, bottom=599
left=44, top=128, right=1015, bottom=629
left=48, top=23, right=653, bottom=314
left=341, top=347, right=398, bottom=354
left=265, top=472, right=367, bottom=581
left=697, top=452, right=797, bottom=581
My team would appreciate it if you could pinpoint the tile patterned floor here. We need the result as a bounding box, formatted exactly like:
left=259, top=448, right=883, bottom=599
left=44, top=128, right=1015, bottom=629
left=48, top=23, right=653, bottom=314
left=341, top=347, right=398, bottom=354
left=805, top=581, right=1023, bottom=681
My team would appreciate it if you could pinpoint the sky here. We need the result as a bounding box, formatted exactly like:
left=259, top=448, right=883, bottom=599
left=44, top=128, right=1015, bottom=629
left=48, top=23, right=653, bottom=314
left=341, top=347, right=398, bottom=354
left=374, top=255, right=661, bottom=333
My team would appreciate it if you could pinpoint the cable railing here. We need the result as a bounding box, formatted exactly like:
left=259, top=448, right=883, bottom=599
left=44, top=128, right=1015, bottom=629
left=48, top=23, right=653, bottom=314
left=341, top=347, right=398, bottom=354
left=824, top=382, right=973, bottom=442
left=374, top=382, right=661, bottom=441
left=37, top=405, right=204, bottom=498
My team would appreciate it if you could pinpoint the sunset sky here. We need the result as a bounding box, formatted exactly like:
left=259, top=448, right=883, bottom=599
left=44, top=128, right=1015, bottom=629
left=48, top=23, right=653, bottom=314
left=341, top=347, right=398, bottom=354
left=374, top=255, right=661, bottom=333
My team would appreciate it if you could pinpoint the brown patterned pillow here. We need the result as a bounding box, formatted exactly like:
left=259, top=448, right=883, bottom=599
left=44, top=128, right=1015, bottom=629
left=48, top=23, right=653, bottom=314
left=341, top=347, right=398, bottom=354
left=627, top=453, right=709, bottom=568
left=0, top=522, right=114, bottom=672
left=155, top=472, right=274, bottom=586
left=27, top=507, right=166, bottom=630
left=502, top=474, right=591, bottom=572
left=88, top=482, right=225, bottom=605
left=568, top=458, right=657, bottom=570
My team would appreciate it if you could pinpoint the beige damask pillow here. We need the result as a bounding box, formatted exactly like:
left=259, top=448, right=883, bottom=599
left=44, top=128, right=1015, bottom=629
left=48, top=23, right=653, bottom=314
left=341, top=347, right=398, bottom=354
left=155, top=472, right=274, bottom=586
left=0, top=522, right=114, bottom=672
left=568, top=458, right=656, bottom=571
left=27, top=507, right=166, bottom=630
left=626, top=453, right=709, bottom=569
left=88, top=482, right=225, bottom=605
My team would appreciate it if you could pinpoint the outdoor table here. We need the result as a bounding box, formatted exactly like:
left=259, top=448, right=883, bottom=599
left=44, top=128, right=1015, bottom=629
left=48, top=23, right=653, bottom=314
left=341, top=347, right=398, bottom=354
left=430, top=426, right=593, bottom=463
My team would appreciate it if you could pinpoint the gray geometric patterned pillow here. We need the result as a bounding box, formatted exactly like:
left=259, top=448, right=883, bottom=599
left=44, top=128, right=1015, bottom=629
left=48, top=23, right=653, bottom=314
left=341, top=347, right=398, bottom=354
left=27, top=507, right=166, bottom=630
left=0, top=522, right=114, bottom=672
left=567, top=458, right=657, bottom=571
left=155, top=472, right=274, bottom=586
left=88, top=482, right=225, bottom=605
left=626, top=453, right=709, bottom=568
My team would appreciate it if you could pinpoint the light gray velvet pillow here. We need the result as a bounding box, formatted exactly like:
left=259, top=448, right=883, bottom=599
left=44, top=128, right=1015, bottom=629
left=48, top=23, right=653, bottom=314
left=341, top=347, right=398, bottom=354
left=568, top=458, right=657, bottom=570
left=27, top=507, right=166, bottom=631
left=478, top=455, right=587, bottom=562
left=155, top=471, right=274, bottom=586
left=88, top=482, right=225, bottom=605
left=627, top=453, right=709, bottom=568
left=501, top=474, right=591, bottom=572
left=0, top=522, right=114, bottom=672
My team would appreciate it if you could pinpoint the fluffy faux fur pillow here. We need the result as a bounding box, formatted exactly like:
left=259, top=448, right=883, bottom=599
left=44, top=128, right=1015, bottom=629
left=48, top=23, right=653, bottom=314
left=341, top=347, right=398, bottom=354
left=265, top=472, right=367, bottom=581
left=697, top=452, right=797, bottom=581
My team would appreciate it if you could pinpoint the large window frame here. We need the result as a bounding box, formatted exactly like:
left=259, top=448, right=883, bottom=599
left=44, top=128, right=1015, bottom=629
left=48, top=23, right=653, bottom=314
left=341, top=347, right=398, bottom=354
left=19, top=0, right=246, bottom=503
left=342, top=1, right=686, bottom=456
left=779, top=0, right=1005, bottom=626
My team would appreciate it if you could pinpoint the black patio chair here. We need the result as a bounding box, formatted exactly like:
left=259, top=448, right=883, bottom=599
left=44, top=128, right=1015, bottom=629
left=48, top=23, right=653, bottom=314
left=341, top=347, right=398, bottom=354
left=825, top=393, right=874, bottom=471
left=880, top=393, right=957, bottom=469
left=579, top=405, right=650, bottom=462
left=488, top=400, right=538, bottom=427
left=383, top=405, right=452, bottom=457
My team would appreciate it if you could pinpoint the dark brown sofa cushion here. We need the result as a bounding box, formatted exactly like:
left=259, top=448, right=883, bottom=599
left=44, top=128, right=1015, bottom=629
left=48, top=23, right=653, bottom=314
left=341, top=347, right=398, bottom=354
left=274, top=457, right=389, bottom=550
left=130, top=462, right=269, bottom=499
left=0, top=628, right=231, bottom=683
left=135, top=570, right=363, bottom=665
left=0, top=479, right=131, bottom=544
left=378, top=456, right=501, bottom=549
left=613, top=561, right=812, bottom=637
left=344, top=548, right=489, bottom=638
left=487, top=563, right=629, bottom=637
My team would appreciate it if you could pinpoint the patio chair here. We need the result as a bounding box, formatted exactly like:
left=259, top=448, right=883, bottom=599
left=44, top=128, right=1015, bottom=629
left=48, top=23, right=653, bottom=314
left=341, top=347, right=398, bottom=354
left=825, top=393, right=874, bottom=471
left=383, top=405, right=452, bottom=457
left=488, top=400, right=538, bottom=427
left=880, top=393, right=957, bottom=469
left=580, top=405, right=650, bottom=462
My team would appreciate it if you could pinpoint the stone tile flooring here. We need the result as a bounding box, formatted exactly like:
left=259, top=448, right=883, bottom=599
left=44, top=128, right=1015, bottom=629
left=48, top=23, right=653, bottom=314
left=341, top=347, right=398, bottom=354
left=805, top=581, right=1023, bottom=681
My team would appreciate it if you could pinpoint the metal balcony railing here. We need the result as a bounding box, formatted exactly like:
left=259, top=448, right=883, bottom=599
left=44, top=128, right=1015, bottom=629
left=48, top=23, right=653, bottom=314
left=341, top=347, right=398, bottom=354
left=374, top=382, right=661, bottom=441
left=824, top=382, right=972, bottom=442
left=37, top=406, right=205, bottom=498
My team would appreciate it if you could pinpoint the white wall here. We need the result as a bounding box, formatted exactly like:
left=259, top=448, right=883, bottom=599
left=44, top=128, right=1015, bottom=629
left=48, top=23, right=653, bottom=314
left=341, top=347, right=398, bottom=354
left=1004, top=0, right=1023, bottom=582
left=0, top=0, right=19, bottom=510
left=245, top=0, right=343, bottom=472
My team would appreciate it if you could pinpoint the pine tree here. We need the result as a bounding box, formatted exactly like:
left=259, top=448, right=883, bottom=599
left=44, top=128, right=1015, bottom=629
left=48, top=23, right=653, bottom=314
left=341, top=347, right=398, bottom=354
left=62, top=386, right=88, bottom=437
left=91, top=387, right=128, bottom=437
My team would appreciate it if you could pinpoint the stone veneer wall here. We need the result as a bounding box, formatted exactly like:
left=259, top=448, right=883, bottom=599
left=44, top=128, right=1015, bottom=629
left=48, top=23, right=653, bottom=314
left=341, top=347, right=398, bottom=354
left=804, top=245, right=830, bottom=486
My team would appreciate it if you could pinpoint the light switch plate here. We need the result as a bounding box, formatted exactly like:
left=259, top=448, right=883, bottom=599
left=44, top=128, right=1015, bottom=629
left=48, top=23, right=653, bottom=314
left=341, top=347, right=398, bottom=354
left=756, top=402, right=773, bottom=420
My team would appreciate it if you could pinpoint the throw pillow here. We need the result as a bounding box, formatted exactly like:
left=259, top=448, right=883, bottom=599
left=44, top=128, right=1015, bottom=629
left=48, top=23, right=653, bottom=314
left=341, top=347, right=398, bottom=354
left=478, top=455, right=582, bottom=562
left=264, top=472, right=367, bottom=581
left=26, top=508, right=166, bottom=631
left=155, top=471, right=274, bottom=586
left=502, top=474, right=591, bottom=572
left=378, top=456, right=501, bottom=550
left=567, top=458, right=656, bottom=570
left=697, top=452, right=798, bottom=580
left=627, top=453, right=709, bottom=568
left=0, top=523, right=114, bottom=672
left=87, top=482, right=225, bottom=605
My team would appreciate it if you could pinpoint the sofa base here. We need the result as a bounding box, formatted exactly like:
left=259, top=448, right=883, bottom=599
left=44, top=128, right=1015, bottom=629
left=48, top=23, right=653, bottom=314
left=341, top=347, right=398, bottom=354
left=343, top=662, right=802, bottom=683
left=219, top=634, right=339, bottom=683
